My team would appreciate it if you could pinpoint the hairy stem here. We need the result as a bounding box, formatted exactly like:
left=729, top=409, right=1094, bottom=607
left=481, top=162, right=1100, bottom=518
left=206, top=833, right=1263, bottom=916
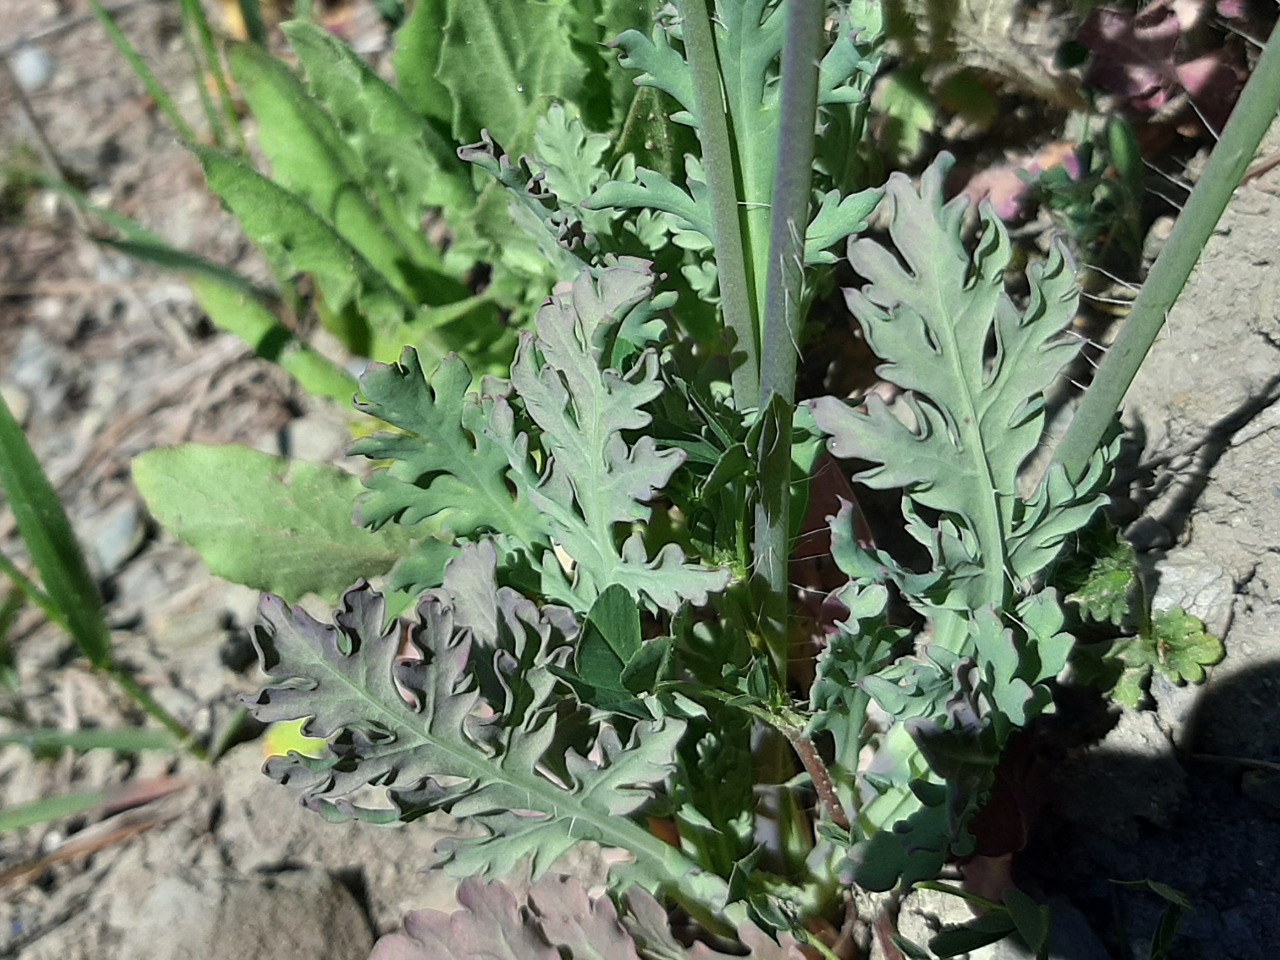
left=789, top=731, right=851, bottom=831
left=1051, top=17, right=1280, bottom=480
left=751, top=0, right=824, bottom=679
left=676, top=0, right=760, bottom=407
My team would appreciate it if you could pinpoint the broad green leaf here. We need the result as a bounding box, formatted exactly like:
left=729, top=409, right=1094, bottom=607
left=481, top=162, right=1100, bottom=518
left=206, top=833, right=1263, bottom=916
left=132, top=445, right=413, bottom=604
left=194, top=146, right=418, bottom=360
left=244, top=546, right=703, bottom=891
left=929, top=913, right=1018, bottom=957
left=282, top=21, right=473, bottom=217
left=437, top=0, right=603, bottom=153
left=1002, top=888, right=1051, bottom=954
left=228, top=41, right=464, bottom=306
left=554, top=584, right=671, bottom=716
left=577, top=584, right=642, bottom=689
left=390, top=0, right=451, bottom=126
left=0, top=390, right=112, bottom=668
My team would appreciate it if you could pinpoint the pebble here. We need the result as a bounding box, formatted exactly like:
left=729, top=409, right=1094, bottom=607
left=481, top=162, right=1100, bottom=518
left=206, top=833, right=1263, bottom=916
left=89, top=500, right=149, bottom=577
left=0, top=384, right=31, bottom=427
left=11, top=47, right=55, bottom=93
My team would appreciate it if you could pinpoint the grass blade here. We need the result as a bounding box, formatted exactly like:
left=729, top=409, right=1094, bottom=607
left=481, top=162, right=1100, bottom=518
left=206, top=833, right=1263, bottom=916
left=85, top=0, right=197, bottom=145
left=0, top=390, right=113, bottom=669
left=0, top=728, right=176, bottom=754
left=0, top=788, right=109, bottom=834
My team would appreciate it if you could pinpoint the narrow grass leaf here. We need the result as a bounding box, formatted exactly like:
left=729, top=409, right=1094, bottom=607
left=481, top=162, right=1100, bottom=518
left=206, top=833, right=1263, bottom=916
left=0, top=391, right=113, bottom=668
left=0, top=788, right=110, bottom=835
left=0, top=728, right=176, bottom=754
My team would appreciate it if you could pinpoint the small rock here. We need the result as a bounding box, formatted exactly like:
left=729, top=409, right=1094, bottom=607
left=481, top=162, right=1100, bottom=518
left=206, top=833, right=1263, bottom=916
left=0, top=384, right=31, bottom=427
left=12, top=47, right=55, bottom=92
left=1151, top=547, right=1234, bottom=635
left=89, top=500, right=149, bottom=577
left=278, top=408, right=352, bottom=463
left=111, top=865, right=373, bottom=960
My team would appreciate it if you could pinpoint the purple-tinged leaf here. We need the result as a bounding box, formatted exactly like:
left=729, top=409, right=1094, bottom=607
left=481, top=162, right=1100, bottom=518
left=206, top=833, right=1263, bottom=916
left=243, top=546, right=695, bottom=886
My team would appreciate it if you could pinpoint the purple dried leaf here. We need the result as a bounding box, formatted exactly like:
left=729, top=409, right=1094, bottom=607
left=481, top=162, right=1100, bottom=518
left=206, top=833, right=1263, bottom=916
left=370, top=877, right=559, bottom=960
left=1078, top=4, right=1180, bottom=109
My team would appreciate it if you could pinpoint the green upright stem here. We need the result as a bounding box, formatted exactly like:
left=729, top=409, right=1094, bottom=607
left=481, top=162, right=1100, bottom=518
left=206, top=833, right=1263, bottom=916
left=676, top=0, right=760, bottom=408
left=751, top=0, right=824, bottom=679
left=1051, top=18, right=1280, bottom=480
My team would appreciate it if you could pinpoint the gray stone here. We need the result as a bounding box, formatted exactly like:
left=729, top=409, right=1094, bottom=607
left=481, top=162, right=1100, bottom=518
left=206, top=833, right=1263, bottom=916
left=89, top=500, right=148, bottom=577
left=1, top=383, right=32, bottom=427
left=12, top=46, right=56, bottom=92
left=110, top=865, right=373, bottom=960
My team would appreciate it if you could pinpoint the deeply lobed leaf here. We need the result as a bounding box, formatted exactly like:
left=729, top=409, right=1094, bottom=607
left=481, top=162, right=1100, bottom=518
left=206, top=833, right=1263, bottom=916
left=806, top=155, right=1116, bottom=889
left=355, top=261, right=730, bottom=612
left=243, top=543, right=694, bottom=885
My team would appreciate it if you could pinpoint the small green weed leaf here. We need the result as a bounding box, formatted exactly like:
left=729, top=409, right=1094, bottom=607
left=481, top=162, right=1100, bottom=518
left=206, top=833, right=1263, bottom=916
left=185, top=275, right=358, bottom=405
left=1067, top=527, right=1139, bottom=627
left=1002, top=888, right=1051, bottom=954
left=889, top=934, right=934, bottom=960
left=1110, top=665, right=1148, bottom=709
left=1113, top=878, right=1194, bottom=911
left=620, top=637, right=672, bottom=697
left=1148, top=608, right=1224, bottom=684
left=1113, top=879, right=1191, bottom=960
left=1104, top=608, right=1222, bottom=708
left=929, top=912, right=1018, bottom=957
left=244, top=545, right=695, bottom=887
left=557, top=583, right=659, bottom=715
left=0, top=727, right=175, bottom=755
left=132, top=445, right=412, bottom=605
left=0, top=389, right=112, bottom=668
left=579, top=584, right=642, bottom=679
